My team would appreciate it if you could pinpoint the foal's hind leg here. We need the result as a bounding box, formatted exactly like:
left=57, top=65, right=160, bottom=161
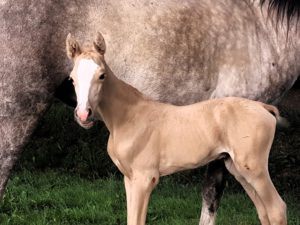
left=224, top=158, right=270, bottom=225
left=229, top=157, right=286, bottom=225
left=245, top=169, right=286, bottom=225
left=199, top=160, right=228, bottom=225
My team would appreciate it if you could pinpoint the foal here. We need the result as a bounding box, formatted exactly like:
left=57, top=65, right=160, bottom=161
left=66, top=32, right=287, bottom=225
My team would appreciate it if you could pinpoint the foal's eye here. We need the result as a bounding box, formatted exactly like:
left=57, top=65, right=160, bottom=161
left=99, top=73, right=106, bottom=80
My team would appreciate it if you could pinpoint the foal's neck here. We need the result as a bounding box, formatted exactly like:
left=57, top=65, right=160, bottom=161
left=98, top=67, right=149, bottom=132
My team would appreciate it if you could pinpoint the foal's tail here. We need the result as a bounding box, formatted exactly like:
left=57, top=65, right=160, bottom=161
left=262, top=104, right=290, bottom=129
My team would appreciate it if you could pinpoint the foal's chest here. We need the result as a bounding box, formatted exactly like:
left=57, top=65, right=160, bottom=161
left=107, top=135, right=133, bottom=177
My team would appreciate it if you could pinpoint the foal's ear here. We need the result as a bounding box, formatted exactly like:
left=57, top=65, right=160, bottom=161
left=93, top=32, right=106, bottom=55
left=66, top=33, right=81, bottom=59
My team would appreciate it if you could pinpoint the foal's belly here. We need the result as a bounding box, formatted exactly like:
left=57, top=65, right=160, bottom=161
left=156, top=114, right=224, bottom=176
left=158, top=138, right=223, bottom=176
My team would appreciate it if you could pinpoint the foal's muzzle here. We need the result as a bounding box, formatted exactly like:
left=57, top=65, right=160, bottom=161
left=74, top=107, right=94, bottom=129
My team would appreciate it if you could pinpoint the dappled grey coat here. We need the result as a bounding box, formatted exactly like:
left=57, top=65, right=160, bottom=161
left=0, top=1, right=299, bottom=224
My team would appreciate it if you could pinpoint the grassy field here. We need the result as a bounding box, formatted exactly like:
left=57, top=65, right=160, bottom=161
left=0, top=170, right=299, bottom=225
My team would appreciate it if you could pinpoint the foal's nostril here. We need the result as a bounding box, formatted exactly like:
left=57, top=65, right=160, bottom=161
left=87, top=108, right=92, bottom=117
left=74, top=109, right=79, bottom=118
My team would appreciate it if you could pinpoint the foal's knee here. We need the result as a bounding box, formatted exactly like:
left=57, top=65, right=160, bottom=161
left=132, top=172, right=160, bottom=192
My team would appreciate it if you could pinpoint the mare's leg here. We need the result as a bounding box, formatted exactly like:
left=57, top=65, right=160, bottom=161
left=199, top=159, right=228, bottom=225
left=0, top=76, right=74, bottom=199
left=124, top=172, right=159, bottom=225
left=0, top=116, right=40, bottom=198
left=224, top=158, right=270, bottom=225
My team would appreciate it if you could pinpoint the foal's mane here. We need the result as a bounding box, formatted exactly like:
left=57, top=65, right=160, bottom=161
left=260, top=0, right=300, bottom=29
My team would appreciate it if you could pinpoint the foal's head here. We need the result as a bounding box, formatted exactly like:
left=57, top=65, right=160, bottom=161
left=66, top=32, right=107, bottom=129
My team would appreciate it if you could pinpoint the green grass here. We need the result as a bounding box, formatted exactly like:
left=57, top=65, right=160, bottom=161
left=0, top=171, right=299, bottom=225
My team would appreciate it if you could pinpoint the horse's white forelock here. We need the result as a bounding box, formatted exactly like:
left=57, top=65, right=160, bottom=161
left=77, top=59, right=99, bottom=110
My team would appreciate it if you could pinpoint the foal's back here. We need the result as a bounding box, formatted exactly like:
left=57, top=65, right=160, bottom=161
left=154, top=97, right=277, bottom=175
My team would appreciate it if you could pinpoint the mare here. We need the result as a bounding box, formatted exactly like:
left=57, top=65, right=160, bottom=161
left=0, top=1, right=299, bottom=224
left=67, top=32, right=287, bottom=225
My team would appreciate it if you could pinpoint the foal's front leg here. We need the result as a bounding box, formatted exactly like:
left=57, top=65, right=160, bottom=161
left=124, top=172, right=159, bottom=225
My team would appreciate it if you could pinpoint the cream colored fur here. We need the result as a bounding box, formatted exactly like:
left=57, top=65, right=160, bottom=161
left=67, top=33, right=287, bottom=225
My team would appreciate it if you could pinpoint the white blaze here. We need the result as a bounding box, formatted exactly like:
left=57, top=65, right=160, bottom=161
left=77, top=59, right=99, bottom=111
